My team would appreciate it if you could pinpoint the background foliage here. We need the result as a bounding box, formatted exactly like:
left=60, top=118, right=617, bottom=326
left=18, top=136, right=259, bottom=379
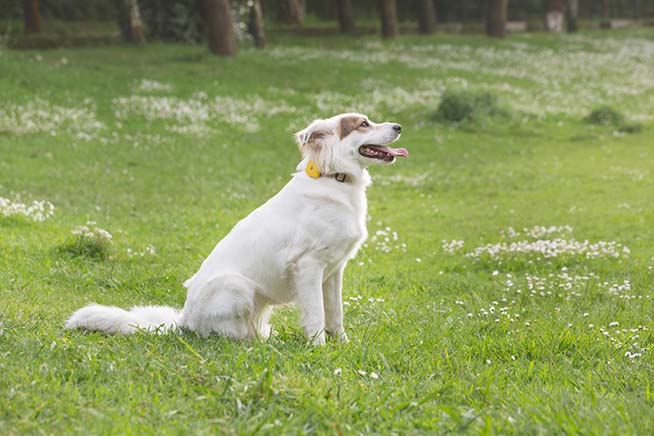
left=2, top=0, right=652, bottom=22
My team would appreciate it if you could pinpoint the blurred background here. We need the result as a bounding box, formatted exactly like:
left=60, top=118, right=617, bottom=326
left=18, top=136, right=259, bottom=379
left=2, top=0, right=653, bottom=51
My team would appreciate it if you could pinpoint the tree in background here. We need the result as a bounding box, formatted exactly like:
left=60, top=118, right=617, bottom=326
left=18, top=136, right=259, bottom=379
left=566, top=0, right=579, bottom=32
left=336, top=0, right=356, bottom=34
left=485, top=0, right=507, bottom=37
left=379, top=0, right=398, bottom=38
left=279, top=0, right=304, bottom=25
left=249, top=0, right=266, bottom=48
left=117, top=0, right=145, bottom=44
left=202, top=0, right=236, bottom=56
left=23, top=0, right=41, bottom=33
left=633, top=0, right=641, bottom=20
left=137, top=0, right=204, bottom=43
left=600, top=0, right=610, bottom=28
left=544, top=0, right=565, bottom=31
left=417, top=0, right=436, bottom=34
left=459, top=0, right=468, bottom=22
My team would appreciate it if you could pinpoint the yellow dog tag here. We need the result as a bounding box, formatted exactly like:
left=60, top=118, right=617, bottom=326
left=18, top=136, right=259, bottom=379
left=305, top=160, right=321, bottom=178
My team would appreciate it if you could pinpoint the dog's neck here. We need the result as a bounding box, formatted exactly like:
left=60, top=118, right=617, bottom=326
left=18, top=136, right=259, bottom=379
left=331, top=172, right=351, bottom=183
left=296, top=158, right=371, bottom=187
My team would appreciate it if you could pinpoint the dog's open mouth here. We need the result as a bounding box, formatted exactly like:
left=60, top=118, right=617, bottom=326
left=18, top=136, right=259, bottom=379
left=358, top=144, right=409, bottom=162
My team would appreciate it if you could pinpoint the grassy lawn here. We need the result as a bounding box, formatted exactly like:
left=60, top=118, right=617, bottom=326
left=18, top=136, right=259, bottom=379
left=1, top=29, right=653, bottom=434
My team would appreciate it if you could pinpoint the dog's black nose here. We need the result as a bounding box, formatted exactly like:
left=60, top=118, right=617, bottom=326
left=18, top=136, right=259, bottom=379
left=393, top=124, right=402, bottom=133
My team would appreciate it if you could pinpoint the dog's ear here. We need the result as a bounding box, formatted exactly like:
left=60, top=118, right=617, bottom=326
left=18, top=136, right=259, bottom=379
left=295, top=120, right=335, bottom=174
left=295, top=119, right=332, bottom=152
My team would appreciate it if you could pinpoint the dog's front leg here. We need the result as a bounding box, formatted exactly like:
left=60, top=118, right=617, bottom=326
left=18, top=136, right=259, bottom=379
left=323, top=265, right=349, bottom=343
left=294, top=260, right=326, bottom=345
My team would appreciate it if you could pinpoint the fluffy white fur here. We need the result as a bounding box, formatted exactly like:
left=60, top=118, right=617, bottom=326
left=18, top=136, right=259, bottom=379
left=65, top=113, right=407, bottom=345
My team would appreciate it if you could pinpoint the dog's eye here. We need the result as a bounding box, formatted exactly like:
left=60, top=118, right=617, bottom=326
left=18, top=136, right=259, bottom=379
left=360, top=121, right=369, bottom=128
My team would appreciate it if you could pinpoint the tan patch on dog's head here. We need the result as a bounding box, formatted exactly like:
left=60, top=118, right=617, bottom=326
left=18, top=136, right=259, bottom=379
left=296, top=130, right=328, bottom=154
left=339, top=115, right=366, bottom=139
left=295, top=120, right=333, bottom=157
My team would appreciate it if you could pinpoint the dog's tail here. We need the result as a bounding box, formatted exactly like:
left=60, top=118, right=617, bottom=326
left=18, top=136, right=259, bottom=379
left=64, top=303, right=181, bottom=335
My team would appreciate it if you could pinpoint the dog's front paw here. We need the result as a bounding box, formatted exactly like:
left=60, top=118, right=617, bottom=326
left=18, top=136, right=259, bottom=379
left=307, top=331, right=326, bottom=346
left=327, top=329, right=349, bottom=343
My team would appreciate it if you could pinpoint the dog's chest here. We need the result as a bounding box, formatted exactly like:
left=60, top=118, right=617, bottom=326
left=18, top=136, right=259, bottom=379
left=309, top=192, right=368, bottom=265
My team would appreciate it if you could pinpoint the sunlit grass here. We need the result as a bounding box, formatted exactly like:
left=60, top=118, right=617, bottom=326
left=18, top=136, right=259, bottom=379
left=1, top=29, right=653, bottom=434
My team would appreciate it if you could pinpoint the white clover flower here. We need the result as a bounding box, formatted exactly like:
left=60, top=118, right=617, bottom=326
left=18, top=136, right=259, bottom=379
left=1, top=197, right=55, bottom=222
left=127, top=244, right=157, bottom=258
left=112, top=94, right=296, bottom=136
left=364, top=222, right=406, bottom=254
left=71, top=225, right=89, bottom=236
left=133, top=79, right=173, bottom=93
left=71, top=223, right=113, bottom=244
left=442, top=239, right=465, bottom=254
left=94, top=228, right=113, bottom=240
left=0, top=99, right=103, bottom=137
left=466, top=237, right=629, bottom=260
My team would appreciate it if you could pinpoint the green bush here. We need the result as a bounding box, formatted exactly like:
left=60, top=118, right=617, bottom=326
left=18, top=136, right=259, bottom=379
left=584, top=106, right=643, bottom=133
left=435, top=90, right=507, bottom=123
left=584, top=106, right=625, bottom=125
left=618, top=123, right=642, bottom=134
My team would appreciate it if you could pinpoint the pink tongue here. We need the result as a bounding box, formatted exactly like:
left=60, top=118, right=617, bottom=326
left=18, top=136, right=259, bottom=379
left=379, top=145, right=409, bottom=157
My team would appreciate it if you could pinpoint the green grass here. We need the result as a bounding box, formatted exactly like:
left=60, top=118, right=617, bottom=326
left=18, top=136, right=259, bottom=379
left=1, top=29, right=654, bottom=434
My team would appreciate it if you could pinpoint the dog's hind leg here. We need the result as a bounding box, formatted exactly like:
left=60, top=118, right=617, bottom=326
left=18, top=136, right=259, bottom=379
left=180, top=274, right=257, bottom=339
left=254, top=305, right=273, bottom=340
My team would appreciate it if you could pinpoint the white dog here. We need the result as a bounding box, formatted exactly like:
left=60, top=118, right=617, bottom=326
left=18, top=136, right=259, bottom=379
left=65, top=113, right=408, bottom=345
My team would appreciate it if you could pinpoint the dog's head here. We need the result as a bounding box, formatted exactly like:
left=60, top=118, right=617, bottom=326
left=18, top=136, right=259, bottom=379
left=295, top=113, right=408, bottom=176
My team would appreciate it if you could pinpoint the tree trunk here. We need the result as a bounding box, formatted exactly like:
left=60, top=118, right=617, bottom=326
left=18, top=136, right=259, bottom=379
left=545, top=0, right=565, bottom=32
left=633, top=0, right=641, bottom=20
left=485, top=0, right=507, bottom=38
left=279, top=0, right=304, bottom=26
left=379, top=0, right=398, bottom=38
left=204, top=0, right=236, bottom=56
left=566, top=0, right=579, bottom=32
left=600, top=0, right=610, bottom=28
left=336, top=0, right=355, bottom=34
left=417, top=0, right=436, bottom=34
left=249, top=0, right=266, bottom=49
left=118, top=0, right=145, bottom=44
left=459, top=0, right=468, bottom=23
left=23, top=0, right=41, bottom=33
